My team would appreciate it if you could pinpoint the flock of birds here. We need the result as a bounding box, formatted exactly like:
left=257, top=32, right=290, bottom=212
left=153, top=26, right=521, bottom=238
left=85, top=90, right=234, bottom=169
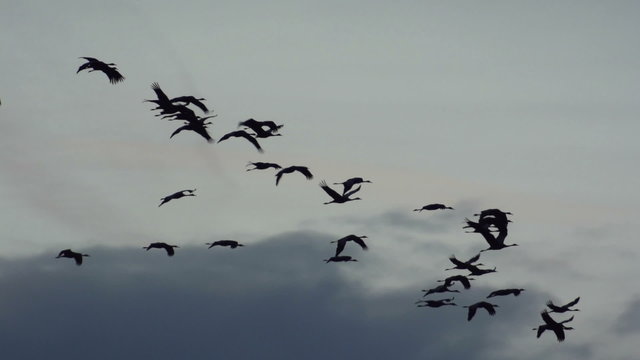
left=52, top=57, right=580, bottom=343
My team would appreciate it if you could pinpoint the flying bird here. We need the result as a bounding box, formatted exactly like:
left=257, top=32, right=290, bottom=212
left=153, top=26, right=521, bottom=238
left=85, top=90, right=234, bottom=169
left=464, top=301, right=499, bottom=321
left=158, top=189, right=196, bottom=207
left=275, top=166, right=313, bottom=186
left=416, top=297, right=457, bottom=308
left=169, top=95, right=209, bottom=113
left=333, top=177, right=372, bottom=194
left=547, top=297, right=580, bottom=313
left=487, top=288, right=525, bottom=298
left=238, top=118, right=283, bottom=134
left=218, top=130, right=264, bottom=153
left=56, top=249, right=90, bottom=266
left=437, top=275, right=474, bottom=289
left=170, top=117, right=214, bottom=143
left=533, top=310, right=574, bottom=342
left=414, top=203, right=454, bottom=211
left=319, top=180, right=362, bottom=204
left=143, top=242, right=179, bottom=256
left=324, top=255, right=358, bottom=263
left=421, top=284, right=460, bottom=297
left=331, top=234, right=368, bottom=257
left=77, top=57, right=124, bottom=84
left=206, top=240, right=245, bottom=249
left=466, top=264, right=497, bottom=276
left=445, top=253, right=483, bottom=271
left=463, top=218, right=517, bottom=252
left=246, top=162, right=282, bottom=171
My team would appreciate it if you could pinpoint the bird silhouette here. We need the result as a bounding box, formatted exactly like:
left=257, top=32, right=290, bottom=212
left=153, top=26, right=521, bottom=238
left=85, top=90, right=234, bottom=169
left=158, top=189, right=196, bottom=207
left=246, top=162, right=282, bottom=171
left=333, top=177, right=372, bottom=195
left=332, top=234, right=368, bottom=257
left=421, top=284, right=460, bottom=297
left=547, top=297, right=580, bottom=313
left=324, top=255, right=358, bottom=263
left=487, top=288, right=525, bottom=298
left=169, top=96, right=209, bottom=113
left=465, top=264, right=497, bottom=276
left=170, top=117, right=214, bottom=143
left=77, top=57, right=124, bottom=84
left=218, top=130, right=264, bottom=153
left=275, top=166, right=313, bottom=186
left=414, top=203, right=454, bottom=211
left=533, top=310, right=574, bottom=342
left=143, top=242, right=179, bottom=256
left=238, top=118, right=283, bottom=135
left=56, top=249, right=90, bottom=265
left=464, top=218, right=517, bottom=252
left=464, top=301, right=499, bottom=321
left=445, top=253, right=483, bottom=271
left=437, top=275, right=474, bottom=289
left=416, top=297, right=457, bottom=308
left=206, top=240, right=245, bottom=249
left=319, top=180, right=362, bottom=204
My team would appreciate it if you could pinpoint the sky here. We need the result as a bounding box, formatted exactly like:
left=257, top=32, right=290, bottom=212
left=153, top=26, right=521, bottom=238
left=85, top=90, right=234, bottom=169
left=1, top=1, right=640, bottom=359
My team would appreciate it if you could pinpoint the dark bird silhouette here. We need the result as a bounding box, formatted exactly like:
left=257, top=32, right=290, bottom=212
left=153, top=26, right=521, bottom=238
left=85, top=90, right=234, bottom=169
left=170, top=96, right=209, bottom=113
left=324, top=255, right=358, bottom=263
left=487, top=288, right=525, bottom=298
left=547, top=297, right=580, bottom=313
left=464, top=301, right=499, bottom=321
left=333, top=177, right=372, bottom=195
left=437, top=275, right=474, bottom=289
left=77, top=57, right=124, bottom=84
left=218, top=130, right=264, bottom=153
left=421, top=284, right=460, bottom=297
left=143, top=242, right=179, bottom=256
left=319, top=180, right=362, bottom=204
left=466, top=264, right=497, bottom=276
left=275, top=166, right=313, bottom=186
left=246, top=162, right=282, bottom=171
left=238, top=118, right=283, bottom=135
left=414, top=203, right=454, bottom=211
left=56, top=249, right=90, bottom=265
left=158, top=189, right=196, bottom=207
left=416, top=297, right=457, bottom=308
left=332, top=234, right=368, bottom=257
left=206, top=240, right=245, bottom=249
left=170, top=117, right=214, bottom=143
left=473, top=208, right=512, bottom=232
left=445, top=253, right=483, bottom=271
left=464, top=218, right=517, bottom=252
left=534, top=310, right=574, bottom=342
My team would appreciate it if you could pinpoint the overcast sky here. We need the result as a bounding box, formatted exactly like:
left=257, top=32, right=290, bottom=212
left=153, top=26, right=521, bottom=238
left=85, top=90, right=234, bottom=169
left=1, top=1, right=640, bottom=359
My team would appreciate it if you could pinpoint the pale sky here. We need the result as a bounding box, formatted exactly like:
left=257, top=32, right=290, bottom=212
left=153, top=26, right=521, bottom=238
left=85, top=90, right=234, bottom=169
left=1, top=1, right=640, bottom=359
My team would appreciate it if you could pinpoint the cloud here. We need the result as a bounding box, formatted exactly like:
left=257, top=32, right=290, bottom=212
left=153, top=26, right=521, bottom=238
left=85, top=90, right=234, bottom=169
left=0, top=231, right=598, bottom=360
left=614, top=297, right=640, bottom=335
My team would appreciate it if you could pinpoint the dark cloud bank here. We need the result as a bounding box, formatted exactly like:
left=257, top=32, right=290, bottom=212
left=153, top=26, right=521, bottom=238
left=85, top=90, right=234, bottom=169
left=0, top=231, right=591, bottom=360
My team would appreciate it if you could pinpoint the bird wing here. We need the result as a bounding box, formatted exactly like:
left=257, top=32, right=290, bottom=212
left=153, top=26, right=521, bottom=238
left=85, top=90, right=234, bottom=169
left=275, top=170, right=285, bottom=186
left=551, top=327, right=566, bottom=342
left=238, top=131, right=264, bottom=153
left=536, top=325, right=546, bottom=338
left=294, top=167, right=313, bottom=180
left=449, top=255, right=465, bottom=267
left=102, top=66, right=125, bottom=84
left=458, top=276, right=471, bottom=289
left=217, top=131, right=235, bottom=143
left=173, top=96, right=209, bottom=113
left=73, top=253, right=84, bottom=265
left=351, top=236, right=368, bottom=250
left=77, top=62, right=94, bottom=73
left=541, top=310, right=559, bottom=325
left=319, top=181, right=341, bottom=200
left=467, top=305, right=477, bottom=321
left=482, top=302, right=497, bottom=315
left=334, top=239, right=347, bottom=257
left=151, top=82, right=170, bottom=103
left=343, top=185, right=361, bottom=198
left=466, top=252, right=481, bottom=264
left=163, top=244, right=175, bottom=256
left=192, top=124, right=214, bottom=143
left=565, top=297, right=580, bottom=308
left=170, top=125, right=189, bottom=139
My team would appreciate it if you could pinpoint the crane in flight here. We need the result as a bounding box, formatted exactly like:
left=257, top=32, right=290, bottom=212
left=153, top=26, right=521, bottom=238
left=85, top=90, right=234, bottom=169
left=77, top=57, right=124, bottom=84
left=331, top=235, right=368, bottom=257
left=206, top=240, right=245, bottom=249
left=547, top=297, right=580, bottom=313
left=414, top=203, right=454, bottom=211
left=319, top=180, right=362, bottom=204
left=333, top=177, right=372, bottom=194
left=464, top=301, right=499, bottom=321
left=56, top=249, right=90, bottom=266
left=533, top=310, right=574, bottom=342
left=158, top=189, right=196, bottom=207
left=143, top=242, right=179, bottom=256
left=275, top=166, right=313, bottom=186
left=487, top=288, right=525, bottom=298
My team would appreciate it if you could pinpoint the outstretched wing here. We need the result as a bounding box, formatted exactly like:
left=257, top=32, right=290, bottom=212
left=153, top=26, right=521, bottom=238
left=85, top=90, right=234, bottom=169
left=319, top=180, right=341, bottom=200
left=294, top=166, right=313, bottom=180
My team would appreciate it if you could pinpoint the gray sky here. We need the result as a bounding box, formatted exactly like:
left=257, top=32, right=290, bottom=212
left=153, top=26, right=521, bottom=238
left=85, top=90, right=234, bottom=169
left=1, top=1, right=639, bottom=359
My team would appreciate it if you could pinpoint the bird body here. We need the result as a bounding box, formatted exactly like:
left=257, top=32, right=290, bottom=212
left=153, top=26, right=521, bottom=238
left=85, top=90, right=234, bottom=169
left=487, top=288, right=525, bottom=298
left=158, top=189, right=196, bottom=207
left=246, top=162, right=282, bottom=171
left=414, top=203, right=454, bottom=211
left=238, top=118, right=283, bottom=136
left=464, top=301, right=499, bottom=321
left=218, top=130, right=264, bottom=153
left=437, top=275, right=474, bottom=289
left=77, top=57, right=124, bottom=84
left=421, top=284, right=460, bottom=297
left=206, top=240, right=245, bottom=249
left=143, top=242, right=179, bottom=256
left=466, top=264, right=497, bottom=276
left=324, top=255, right=358, bottom=263
left=275, top=166, right=313, bottom=186
left=547, top=297, right=580, bottom=313
left=445, top=253, right=482, bottom=271
left=333, top=177, right=372, bottom=195
left=332, top=234, right=368, bottom=257
left=319, top=180, right=362, bottom=204
left=56, top=249, right=90, bottom=265
left=416, top=297, right=457, bottom=308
